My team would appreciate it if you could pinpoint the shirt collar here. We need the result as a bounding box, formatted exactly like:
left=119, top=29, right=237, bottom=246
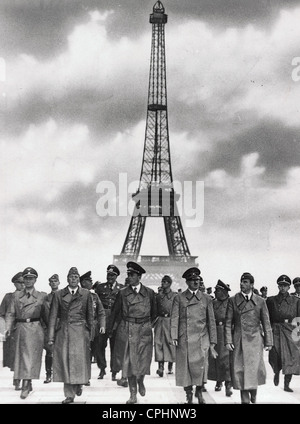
left=132, top=283, right=141, bottom=293
left=68, top=286, right=79, bottom=294
left=241, top=290, right=252, bottom=299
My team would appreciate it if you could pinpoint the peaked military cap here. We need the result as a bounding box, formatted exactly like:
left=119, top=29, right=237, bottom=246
left=67, top=267, right=79, bottom=277
left=277, top=274, right=291, bottom=285
left=11, top=272, right=24, bottom=283
left=80, top=271, right=92, bottom=283
left=260, top=286, right=268, bottom=292
left=22, top=267, right=38, bottom=278
left=106, top=264, right=120, bottom=276
left=127, top=262, right=146, bottom=275
left=293, top=277, right=300, bottom=286
left=162, top=275, right=172, bottom=284
left=49, top=274, right=59, bottom=282
left=241, top=272, right=254, bottom=284
left=215, top=279, right=231, bottom=291
left=182, top=267, right=201, bottom=280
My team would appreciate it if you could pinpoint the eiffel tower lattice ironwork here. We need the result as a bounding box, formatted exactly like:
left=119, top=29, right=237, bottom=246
left=113, top=1, right=197, bottom=287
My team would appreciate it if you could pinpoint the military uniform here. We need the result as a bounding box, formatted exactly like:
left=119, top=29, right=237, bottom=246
left=290, top=277, right=300, bottom=299
left=94, top=265, right=124, bottom=379
left=266, top=275, right=300, bottom=391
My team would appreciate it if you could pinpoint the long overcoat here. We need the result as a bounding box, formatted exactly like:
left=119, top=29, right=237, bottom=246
left=266, top=293, right=300, bottom=375
left=208, top=297, right=231, bottom=382
left=224, top=292, right=273, bottom=390
left=154, top=290, right=177, bottom=363
left=48, top=286, right=94, bottom=385
left=5, top=288, right=47, bottom=380
left=0, top=292, right=14, bottom=368
left=170, top=289, right=217, bottom=387
left=109, top=284, right=157, bottom=378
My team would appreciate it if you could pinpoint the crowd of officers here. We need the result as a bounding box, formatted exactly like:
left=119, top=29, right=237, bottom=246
left=1, top=263, right=300, bottom=405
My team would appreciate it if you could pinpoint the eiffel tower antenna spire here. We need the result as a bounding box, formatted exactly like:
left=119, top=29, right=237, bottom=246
left=114, top=2, right=197, bottom=287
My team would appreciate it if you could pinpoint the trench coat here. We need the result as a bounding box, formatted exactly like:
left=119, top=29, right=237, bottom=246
left=0, top=292, right=14, bottom=368
left=48, top=286, right=94, bottom=385
left=5, top=288, right=48, bottom=380
left=208, top=297, right=231, bottom=382
left=224, top=292, right=273, bottom=390
left=154, top=290, right=177, bottom=363
left=266, top=293, right=300, bottom=375
left=108, top=284, right=157, bottom=378
left=170, top=289, right=217, bottom=387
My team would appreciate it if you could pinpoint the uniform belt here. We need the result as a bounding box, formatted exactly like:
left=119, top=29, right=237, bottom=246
left=160, top=313, right=170, bottom=317
left=216, top=321, right=224, bottom=326
left=16, top=318, right=40, bottom=323
left=124, top=316, right=150, bottom=324
left=275, top=319, right=292, bottom=324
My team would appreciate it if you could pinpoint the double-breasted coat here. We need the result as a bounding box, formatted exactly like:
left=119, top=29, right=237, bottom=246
left=108, top=284, right=157, bottom=378
left=154, top=290, right=177, bottom=363
left=266, top=293, right=300, bottom=375
left=5, top=288, right=48, bottom=380
left=224, top=292, right=273, bottom=390
left=48, top=286, right=94, bottom=385
left=170, top=289, right=217, bottom=387
left=1, top=292, right=15, bottom=369
left=208, top=297, right=231, bottom=382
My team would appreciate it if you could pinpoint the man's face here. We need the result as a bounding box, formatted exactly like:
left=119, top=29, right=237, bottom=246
left=81, top=279, right=93, bottom=290
left=127, top=271, right=140, bottom=286
left=215, top=287, right=226, bottom=300
left=14, top=279, right=24, bottom=291
left=107, top=272, right=117, bottom=284
left=49, top=278, right=60, bottom=291
left=295, top=284, right=300, bottom=293
left=240, top=279, right=252, bottom=294
left=161, top=279, right=171, bottom=291
left=186, top=278, right=200, bottom=291
left=23, top=276, right=36, bottom=289
left=278, top=283, right=289, bottom=294
left=262, top=289, right=267, bottom=296
left=67, top=273, right=80, bottom=288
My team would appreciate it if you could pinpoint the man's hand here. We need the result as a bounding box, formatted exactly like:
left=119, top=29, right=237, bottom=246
left=210, top=344, right=218, bottom=359
left=226, top=343, right=234, bottom=351
left=99, top=327, right=105, bottom=334
left=172, top=339, right=178, bottom=346
left=264, top=345, right=272, bottom=351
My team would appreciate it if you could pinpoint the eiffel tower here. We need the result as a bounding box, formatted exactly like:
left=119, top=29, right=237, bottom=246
left=113, top=1, right=197, bottom=288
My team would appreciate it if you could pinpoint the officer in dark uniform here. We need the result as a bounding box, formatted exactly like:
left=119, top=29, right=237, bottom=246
left=291, top=277, right=300, bottom=299
left=266, top=275, right=300, bottom=392
left=94, top=264, right=124, bottom=380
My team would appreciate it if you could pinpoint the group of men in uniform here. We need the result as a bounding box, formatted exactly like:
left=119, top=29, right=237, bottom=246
left=1, top=264, right=300, bottom=404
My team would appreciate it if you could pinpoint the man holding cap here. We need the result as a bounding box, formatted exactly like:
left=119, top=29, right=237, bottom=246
left=171, top=267, right=218, bottom=404
left=225, top=272, right=273, bottom=404
left=208, top=280, right=232, bottom=397
left=94, top=264, right=124, bottom=381
left=154, top=275, right=176, bottom=377
left=266, top=275, right=300, bottom=392
left=5, top=267, right=48, bottom=399
left=0, top=272, right=24, bottom=390
left=108, top=261, right=157, bottom=404
left=48, top=267, right=94, bottom=404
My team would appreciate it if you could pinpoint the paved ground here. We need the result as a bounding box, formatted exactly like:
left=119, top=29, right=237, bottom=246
left=0, top=350, right=300, bottom=405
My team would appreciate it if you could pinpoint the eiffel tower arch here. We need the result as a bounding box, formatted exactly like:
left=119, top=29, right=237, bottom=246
left=113, top=1, right=198, bottom=290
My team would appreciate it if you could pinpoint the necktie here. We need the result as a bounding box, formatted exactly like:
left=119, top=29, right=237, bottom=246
left=27, top=292, right=30, bottom=299
left=245, top=295, right=249, bottom=301
left=133, top=287, right=137, bottom=294
left=72, top=290, right=75, bottom=296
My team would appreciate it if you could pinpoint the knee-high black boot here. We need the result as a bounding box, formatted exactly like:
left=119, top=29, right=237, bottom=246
left=284, top=374, right=293, bottom=392
left=137, top=375, right=146, bottom=396
left=126, top=376, right=137, bottom=404
left=44, top=355, right=52, bottom=383
left=20, top=380, right=30, bottom=399
left=156, top=361, right=164, bottom=377
left=184, top=386, right=193, bottom=404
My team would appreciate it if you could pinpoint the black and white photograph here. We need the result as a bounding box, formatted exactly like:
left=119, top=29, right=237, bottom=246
left=0, top=0, right=300, bottom=407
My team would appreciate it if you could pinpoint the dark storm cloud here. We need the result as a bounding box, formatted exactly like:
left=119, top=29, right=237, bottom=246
left=205, top=120, right=300, bottom=185
left=1, top=0, right=299, bottom=59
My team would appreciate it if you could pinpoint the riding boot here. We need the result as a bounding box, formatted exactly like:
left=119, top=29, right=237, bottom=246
left=13, top=379, right=21, bottom=391
left=195, top=385, right=206, bottom=404
left=126, top=376, right=137, bottom=404
left=44, top=355, right=52, bottom=383
left=215, top=381, right=223, bottom=391
left=284, top=374, right=293, bottom=392
left=20, top=380, right=30, bottom=399
left=184, top=386, right=193, bottom=404
left=137, top=375, right=146, bottom=396
left=156, top=361, right=164, bottom=377
left=225, top=381, right=233, bottom=397
left=168, top=362, right=173, bottom=374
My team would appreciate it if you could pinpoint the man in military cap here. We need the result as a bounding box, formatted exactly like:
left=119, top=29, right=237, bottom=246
left=154, top=275, right=176, bottom=377
left=225, top=272, right=273, bottom=404
left=94, top=264, right=124, bottom=381
left=108, top=261, right=157, bottom=404
left=291, top=277, right=300, bottom=299
left=48, top=267, right=94, bottom=404
left=79, top=271, right=106, bottom=386
left=5, top=267, right=48, bottom=399
left=171, top=267, right=218, bottom=404
left=42, top=273, right=60, bottom=384
left=208, top=280, right=232, bottom=397
left=260, top=286, right=268, bottom=299
left=0, top=272, right=24, bottom=390
left=206, top=287, right=214, bottom=299
left=266, top=275, right=300, bottom=392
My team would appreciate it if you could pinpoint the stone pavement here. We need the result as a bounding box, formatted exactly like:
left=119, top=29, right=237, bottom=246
left=0, top=350, right=300, bottom=404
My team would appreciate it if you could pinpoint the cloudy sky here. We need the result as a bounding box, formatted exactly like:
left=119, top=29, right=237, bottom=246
left=0, top=0, right=300, bottom=296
